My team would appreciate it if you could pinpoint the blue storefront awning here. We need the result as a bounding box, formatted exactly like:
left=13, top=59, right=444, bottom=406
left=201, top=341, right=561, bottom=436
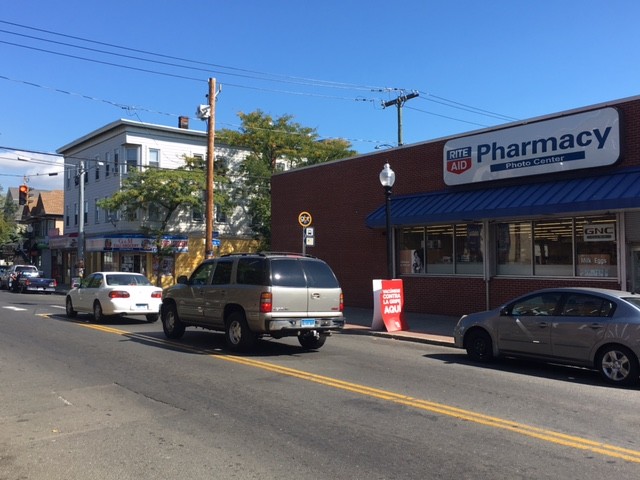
left=366, top=167, right=640, bottom=228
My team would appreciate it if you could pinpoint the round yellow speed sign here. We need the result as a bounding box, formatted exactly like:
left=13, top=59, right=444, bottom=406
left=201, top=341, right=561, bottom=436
left=298, top=211, right=312, bottom=227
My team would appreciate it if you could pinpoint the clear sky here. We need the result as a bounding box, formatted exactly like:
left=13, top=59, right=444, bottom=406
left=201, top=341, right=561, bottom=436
left=1, top=0, right=639, bottom=191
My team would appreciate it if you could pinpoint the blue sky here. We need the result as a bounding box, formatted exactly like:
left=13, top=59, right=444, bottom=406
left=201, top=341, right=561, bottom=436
left=1, top=0, right=639, bottom=190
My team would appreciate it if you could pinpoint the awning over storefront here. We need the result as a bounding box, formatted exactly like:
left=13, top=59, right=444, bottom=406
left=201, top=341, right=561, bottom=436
left=366, top=167, right=640, bottom=228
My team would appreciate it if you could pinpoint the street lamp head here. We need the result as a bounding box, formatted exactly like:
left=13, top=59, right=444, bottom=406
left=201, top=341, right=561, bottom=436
left=379, top=163, right=396, bottom=188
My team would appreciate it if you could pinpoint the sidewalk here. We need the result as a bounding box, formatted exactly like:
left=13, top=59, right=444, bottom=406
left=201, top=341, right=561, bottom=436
left=342, top=306, right=458, bottom=347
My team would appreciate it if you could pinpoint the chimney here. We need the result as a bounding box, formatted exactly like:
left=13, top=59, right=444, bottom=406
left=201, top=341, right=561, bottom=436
left=178, top=116, right=189, bottom=129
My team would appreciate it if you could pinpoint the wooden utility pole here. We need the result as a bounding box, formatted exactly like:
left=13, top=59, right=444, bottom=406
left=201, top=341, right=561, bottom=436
left=205, top=78, right=217, bottom=259
left=383, top=91, right=419, bottom=146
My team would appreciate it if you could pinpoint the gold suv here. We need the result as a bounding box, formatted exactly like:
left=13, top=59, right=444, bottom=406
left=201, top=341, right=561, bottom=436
left=161, top=253, right=345, bottom=351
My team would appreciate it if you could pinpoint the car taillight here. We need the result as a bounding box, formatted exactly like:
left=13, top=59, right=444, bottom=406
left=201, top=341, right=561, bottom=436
left=52, top=280, right=57, bottom=287
left=109, top=291, right=130, bottom=298
left=260, top=292, right=272, bottom=313
left=340, top=292, right=344, bottom=312
left=151, top=291, right=162, bottom=298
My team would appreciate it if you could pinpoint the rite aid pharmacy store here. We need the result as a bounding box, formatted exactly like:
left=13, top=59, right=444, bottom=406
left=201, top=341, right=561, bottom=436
left=271, top=96, right=640, bottom=316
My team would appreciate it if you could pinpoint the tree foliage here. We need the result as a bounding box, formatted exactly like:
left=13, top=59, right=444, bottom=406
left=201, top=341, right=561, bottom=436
left=98, top=156, right=228, bottom=284
left=0, top=186, right=20, bottom=246
left=217, top=110, right=356, bottom=248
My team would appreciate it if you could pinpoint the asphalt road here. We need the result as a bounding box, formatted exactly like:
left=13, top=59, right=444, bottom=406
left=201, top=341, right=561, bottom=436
left=1, top=290, right=640, bottom=479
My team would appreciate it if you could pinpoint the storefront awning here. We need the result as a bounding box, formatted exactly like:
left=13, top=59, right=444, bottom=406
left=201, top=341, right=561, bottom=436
left=366, top=167, right=640, bottom=228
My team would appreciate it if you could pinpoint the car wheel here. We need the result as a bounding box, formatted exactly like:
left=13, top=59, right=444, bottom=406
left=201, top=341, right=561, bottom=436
left=65, top=297, right=77, bottom=318
left=93, top=301, right=106, bottom=323
left=146, top=313, right=159, bottom=323
left=465, top=329, right=493, bottom=362
left=298, top=331, right=328, bottom=350
left=225, top=311, right=256, bottom=351
left=596, top=345, right=639, bottom=386
left=161, top=304, right=185, bottom=339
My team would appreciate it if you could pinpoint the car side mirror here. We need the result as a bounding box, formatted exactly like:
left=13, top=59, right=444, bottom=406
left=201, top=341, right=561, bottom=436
left=500, top=306, right=509, bottom=316
left=177, top=275, right=188, bottom=285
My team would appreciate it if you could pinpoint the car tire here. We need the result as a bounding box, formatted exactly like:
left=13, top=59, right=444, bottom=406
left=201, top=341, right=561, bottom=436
left=93, top=301, right=106, bottom=323
left=146, top=313, right=159, bottom=323
left=65, top=297, right=77, bottom=318
left=596, top=345, right=639, bottom=386
left=465, top=329, right=493, bottom=362
left=162, top=304, right=185, bottom=339
left=225, top=311, right=256, bottom=351
left=298, top=331, right=327, bottom=350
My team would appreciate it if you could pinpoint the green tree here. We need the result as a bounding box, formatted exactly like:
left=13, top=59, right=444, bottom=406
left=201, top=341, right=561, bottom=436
left=217, top=110, right=356, bottom=249
left=0, top=186, right=20, bottom=247
left=98, top=156, right=228, bottom=285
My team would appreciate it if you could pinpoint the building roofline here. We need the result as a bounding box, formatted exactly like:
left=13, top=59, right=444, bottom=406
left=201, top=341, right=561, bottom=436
left=56, top=118, right=208, bottom=154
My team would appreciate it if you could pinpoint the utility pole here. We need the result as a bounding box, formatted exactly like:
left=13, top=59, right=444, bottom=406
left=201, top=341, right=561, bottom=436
left=77, top=160, right=85, bottom=277
left=383, top=91, right=419, bottom=146
left=205, top=78, right=217, bottom=259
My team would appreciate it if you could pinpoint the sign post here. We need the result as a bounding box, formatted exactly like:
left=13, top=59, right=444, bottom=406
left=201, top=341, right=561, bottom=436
left=298, top=211, right=313, bottom=254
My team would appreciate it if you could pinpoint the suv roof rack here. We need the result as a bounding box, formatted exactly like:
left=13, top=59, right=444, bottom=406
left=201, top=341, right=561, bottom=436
left=221, top=251, right=317, bottom=259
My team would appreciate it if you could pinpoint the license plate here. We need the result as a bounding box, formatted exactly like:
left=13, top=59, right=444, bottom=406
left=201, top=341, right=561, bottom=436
left=135, top=304, right=149, bottom=310
left=301, top=319, right=316, bottom=327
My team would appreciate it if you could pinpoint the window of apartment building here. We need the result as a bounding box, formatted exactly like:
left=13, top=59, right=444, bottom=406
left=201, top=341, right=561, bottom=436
left=66, top=167, right=71, bottom=188
left=215, top=205, right=227, bottom=223
left=65, top=205, right=70, bottom=227
left=84, top=200, right=89, bottom=225
left=148, top=203, right=162, bottom=222
left=94, top=198, right=100, bottom=224
left=105, top=151, right=111, bottom=177
left=125, top=146, right=139, bottom=174
left=114, top=148, right=120, bottom=175
left=74, top=203, right=78, bottom=226
left=148, top=148, right=160, bottom=169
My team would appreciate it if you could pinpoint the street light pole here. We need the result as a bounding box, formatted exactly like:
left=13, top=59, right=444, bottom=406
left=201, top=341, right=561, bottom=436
left=379, top=163, right=396, bottom=279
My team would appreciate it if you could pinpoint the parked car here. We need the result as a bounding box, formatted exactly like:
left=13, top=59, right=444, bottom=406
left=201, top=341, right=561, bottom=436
left=0, top=265, right=39, bottom=291
left=161, top=252, right=345, bottom=351
left=14, top=271, right=57, bottom=294
left=65, top=272, right=162, bottom=323
left=454, top=287, right=640, bottom=386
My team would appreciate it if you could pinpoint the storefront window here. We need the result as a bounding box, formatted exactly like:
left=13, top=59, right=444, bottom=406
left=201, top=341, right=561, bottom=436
left=496, top=222, right=532, bottom=275
left=455, top=223, right=483, bottom=274
left=534, top=219, right=573, bottom=276
left=426, top=225, right=454, bottom=274
left=575, top=215, right=617, bottom=277
left=398, top=227, right=425, bottom=274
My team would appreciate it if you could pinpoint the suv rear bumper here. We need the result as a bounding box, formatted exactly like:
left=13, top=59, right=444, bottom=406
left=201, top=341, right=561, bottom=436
left=268, top=317, right=345, bottom=332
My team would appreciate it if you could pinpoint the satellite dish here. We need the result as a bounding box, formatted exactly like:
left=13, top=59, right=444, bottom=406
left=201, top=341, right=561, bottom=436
left=196, top=104, right=211, bottom=120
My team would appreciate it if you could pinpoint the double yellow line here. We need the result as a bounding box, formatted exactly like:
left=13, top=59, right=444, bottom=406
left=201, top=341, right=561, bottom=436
left=81, top=322, right=640, bottom=464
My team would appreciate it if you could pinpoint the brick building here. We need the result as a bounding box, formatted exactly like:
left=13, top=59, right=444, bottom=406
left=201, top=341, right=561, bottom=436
left=271, top=95, right=640, bottom=317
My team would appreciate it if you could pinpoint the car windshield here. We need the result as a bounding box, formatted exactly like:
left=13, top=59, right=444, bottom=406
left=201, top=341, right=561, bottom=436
left=105, top=274, right=151, bottom=286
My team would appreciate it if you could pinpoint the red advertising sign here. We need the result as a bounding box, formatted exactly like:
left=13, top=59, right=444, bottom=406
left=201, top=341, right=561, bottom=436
left=380, top=279, right=409, bottom=332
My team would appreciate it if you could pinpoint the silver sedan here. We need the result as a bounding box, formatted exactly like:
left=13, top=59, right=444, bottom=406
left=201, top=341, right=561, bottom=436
left=454, top=287, right=640, bottom=386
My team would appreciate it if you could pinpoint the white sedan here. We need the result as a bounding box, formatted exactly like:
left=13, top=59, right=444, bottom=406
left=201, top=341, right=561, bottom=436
left=65, top=272, right=162, bottom=323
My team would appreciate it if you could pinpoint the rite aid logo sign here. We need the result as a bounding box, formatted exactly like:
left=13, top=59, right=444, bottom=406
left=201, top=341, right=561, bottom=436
left=443, top=107, right=620, bottom=186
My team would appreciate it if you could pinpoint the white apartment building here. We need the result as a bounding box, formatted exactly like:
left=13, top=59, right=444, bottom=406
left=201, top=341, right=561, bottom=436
left=54, top=118, right=253, bottom=286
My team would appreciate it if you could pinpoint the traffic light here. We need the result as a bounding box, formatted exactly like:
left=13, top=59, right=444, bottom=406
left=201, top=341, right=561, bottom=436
left=18, top=185, right=28, bottom=205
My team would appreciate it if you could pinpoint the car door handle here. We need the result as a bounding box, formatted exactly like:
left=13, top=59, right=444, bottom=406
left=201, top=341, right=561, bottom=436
left=311, top=293, right=321, bottom=299
left=537, top=322, right=549, bottom=328
left=588, top=323, right=604, bottom=330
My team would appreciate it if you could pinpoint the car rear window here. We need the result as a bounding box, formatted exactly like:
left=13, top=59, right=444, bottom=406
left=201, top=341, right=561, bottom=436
left=269, top=259, right=340, bottom=288
left=300, top=260, right=340, bottom=288
left=106, top=274, right=151, bottom=286
left=622, top=297, right=640, bottom=310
